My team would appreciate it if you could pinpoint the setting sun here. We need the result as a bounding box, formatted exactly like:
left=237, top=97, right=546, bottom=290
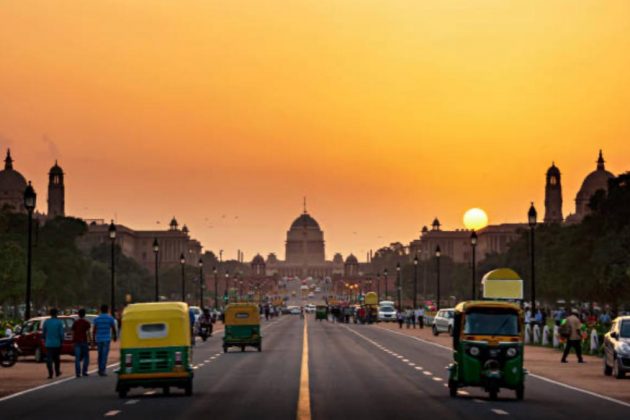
left=463, top=208, right=489, bottom=231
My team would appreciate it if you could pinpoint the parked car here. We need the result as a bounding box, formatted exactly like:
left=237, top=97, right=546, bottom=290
left=14, top=316, right=76, bottom=362
left=377, top=305, right=396, bottom=322
left=432, top=308, right=455, bottom=336
left=287, top=306, right=301, bottom=315
left=603, top=316, right=630, bottom=379
left=305, top=304, right=316, bottom=313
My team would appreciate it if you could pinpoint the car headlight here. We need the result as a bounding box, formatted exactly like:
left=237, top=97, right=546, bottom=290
left=618, top=343, right=630, bottom=355
left=469, top=346, right=480, bottom=356
left=506, top=347, right=518, bottom=358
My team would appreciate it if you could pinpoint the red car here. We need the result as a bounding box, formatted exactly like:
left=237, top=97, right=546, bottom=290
left=14, top=316, right=76, bottom=362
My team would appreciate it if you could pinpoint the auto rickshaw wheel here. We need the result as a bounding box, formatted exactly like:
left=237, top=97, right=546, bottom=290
left=117, top=386, right=128, bottom=399
left=185, top=380, right=193, bottom=396
left=163, top=386, right=170, bottom=395
left=258, top=344, right=262, bottom=352
left=488, top=387, right=498, bottom=401
left=515, top=385, right=524, bottom=400
left=448, top=380, right=458, bottom=398
left=223, top=346, right=228, bottom=353
left=241, top=345, right=245, bottom=352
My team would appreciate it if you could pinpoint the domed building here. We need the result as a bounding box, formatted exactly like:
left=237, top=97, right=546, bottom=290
left=566, top=151, right=614, bottom=224
left=0, top=149, right=28, bottom=213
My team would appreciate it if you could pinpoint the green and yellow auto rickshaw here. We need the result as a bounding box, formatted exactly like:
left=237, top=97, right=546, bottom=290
left=315, top=305, right=328, bottom=321
left=448, top=301, right=525, bottom=400
left=116, top=302, right=193, bottom=398
left=223, top=303, right=262, bottom=352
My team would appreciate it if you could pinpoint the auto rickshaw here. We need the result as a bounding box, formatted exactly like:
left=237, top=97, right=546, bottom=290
left=447, top=301, right=525, bottom=400
left=223, top=303, right=261, bottom=352
left=116, top=302, right=193, bottom=398
left=315, top=305, right=328, bottom=321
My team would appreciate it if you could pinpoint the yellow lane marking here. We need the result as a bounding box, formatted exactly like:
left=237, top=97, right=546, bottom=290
left=297, top=318, right=311, bottom=420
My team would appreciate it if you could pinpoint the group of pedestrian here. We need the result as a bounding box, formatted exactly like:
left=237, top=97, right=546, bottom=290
left=42, top=304, right=117, bottom=379
left=396, top=307, right=425, bottom=329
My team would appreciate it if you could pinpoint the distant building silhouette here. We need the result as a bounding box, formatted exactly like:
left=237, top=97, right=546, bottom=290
left=47, top=161, right=65, bottom=218
left=544, top=162, right=563, bottom=223
left=566, top=150, right=614, bottom=223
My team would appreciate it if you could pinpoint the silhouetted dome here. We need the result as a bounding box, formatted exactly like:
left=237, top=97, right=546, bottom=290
left=332, top=253, right=344, bottom=264
left=182, top=224, right=189, bottom=234
left=576, top=151, right=614, bottom=202
left=547, top=162, right=560, bottom=177
left=266, top=253, right=278, bottom=264
left=290, top=213, right=320, bottom=230
left=345, top=254, right=359, bottom=265
left=0, top=149, right=28, bottom=209
left=49, top=161, right=64, bottom=175
left=252, top=254, right=265, bottom=265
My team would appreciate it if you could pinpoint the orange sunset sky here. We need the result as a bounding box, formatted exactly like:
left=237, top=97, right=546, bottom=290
left=1, top=1, right=630, bottom=260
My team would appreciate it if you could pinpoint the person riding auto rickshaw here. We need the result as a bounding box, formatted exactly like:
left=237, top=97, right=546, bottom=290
left=447, top=301, right=525, bottom=400
left=116, top=302, right=193, bottom=398
left=315, top=305, right=328, bottom=321
left=223, top=303, right=261, bottom=352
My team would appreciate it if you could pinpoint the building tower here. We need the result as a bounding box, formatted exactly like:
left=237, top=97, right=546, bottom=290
left=47, top=161, right=65, bottom=218
left=544, top=162, right=562, bottom=223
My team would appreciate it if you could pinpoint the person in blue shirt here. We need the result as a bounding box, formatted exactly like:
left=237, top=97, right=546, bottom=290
left=92, top=304, right=117, bottom=376
left=42, top=308, right=65, bottom=379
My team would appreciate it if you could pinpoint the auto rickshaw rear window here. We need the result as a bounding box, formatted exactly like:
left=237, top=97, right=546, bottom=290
left=464, top=309, right=519, bottom=336
left=235, top=313, right=250, bottom=319
left=138, top=323, right=168, bottom=339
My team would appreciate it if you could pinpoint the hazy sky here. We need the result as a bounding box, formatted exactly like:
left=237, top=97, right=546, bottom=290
left=1, top=1, right=629, bottom=261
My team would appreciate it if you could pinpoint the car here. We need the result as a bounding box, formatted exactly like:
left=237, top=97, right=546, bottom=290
left=432, top=308, right=455, bottom=336
left=287, top=306, right=301, bottom=315
left=377, top=305, right=396, bottom=322
left=14, top=316, right=76, bottom=362
left=603, top=316, right=630, bottom=379
left=305, top=304, right=316, bottom=313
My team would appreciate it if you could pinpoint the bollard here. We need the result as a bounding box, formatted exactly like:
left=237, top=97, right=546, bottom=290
left=533, top=324, right=541, bottom=344
left=542, top=325, right=551, bottom=346
left=525, top=324, right=532, bottom=344
left=590, top=329, right=599, bottom=354
left=553, top=325, right=560, bottom=348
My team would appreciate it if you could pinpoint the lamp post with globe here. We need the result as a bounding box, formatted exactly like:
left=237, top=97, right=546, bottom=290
left=528, top=203, right=538, bottom=310
left=23, top=182, right=36, bottom=320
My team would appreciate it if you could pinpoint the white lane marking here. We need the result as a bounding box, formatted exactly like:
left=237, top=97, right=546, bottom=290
left=124, top=399, right=139, bottom=405
left=491, top=409, right=509, bottom=415
left=210, top=356, right=216, bottom=360
left=144, top=390, right=156, bottom=396
left=104, top=410, right=121, bottom=417
left=415, top=366, right=423, bottom=371
left=432, top=377, right=443, bottom=382
left=204, top=359, right=210, bottom=363
left=193, top=366, right=199, bottom=370
left=423, top=371, right=433, bottom=375
left=408, top=363, right=416, bottom=366
left=0, top=362, right=120, bottom=403
left=376, top=326, right=630, bottom=410
left=473, top=399, right=486, bottom=404
left=402, top=359, right=409, bottom=362
left=458, top=390, right=470, bottom=396
left=396, top=355, right=403, bottom=359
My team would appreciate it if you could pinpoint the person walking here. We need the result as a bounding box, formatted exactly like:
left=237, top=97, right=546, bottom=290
left=42, top=308, right=65, bottom=379
left=396, top=310, right=404, bottom=329
left=93, top=305, right=117, bottom=376
left=416, top=306, right=425, bottom=329
left=561, top=310, right=585, bottom=364
left=72, top=308, right=91, bottom=378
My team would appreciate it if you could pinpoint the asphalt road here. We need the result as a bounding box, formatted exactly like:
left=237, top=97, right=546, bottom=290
left=2, top=314, right=630, bottom=419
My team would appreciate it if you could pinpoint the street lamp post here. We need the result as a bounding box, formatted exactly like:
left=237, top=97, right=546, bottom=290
left=198, top=259, right=204, bottom=309
left=224, top=270, right=229, bottom=303
left=108, top=221, right=117, bottom=316
left=153, top=239, right=159, bottom=301
left=396, top=263, right=402, bottom=310
left=376, top=272, right=381, bottom=299
left=384, top=268, right=389, bottom=299
left=471, top=230, right=478, bottom=300
left=435, top=246, right=441, bottom=310
left=180, top=253, right=186, bottom=302
left=528, top=203, right=538, bottom=310
left=213, top=267, right=218, bottom=309
left=413, top=255, right=419, bottom=309
left=23, top=182, right=36, bottom=321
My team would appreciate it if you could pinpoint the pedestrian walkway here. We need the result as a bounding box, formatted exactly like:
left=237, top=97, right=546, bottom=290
left=375, top=322, right=630, bottom=403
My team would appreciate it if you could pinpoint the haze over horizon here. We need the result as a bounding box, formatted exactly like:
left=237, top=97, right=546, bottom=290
left=2, top=1, right=630, bottom=259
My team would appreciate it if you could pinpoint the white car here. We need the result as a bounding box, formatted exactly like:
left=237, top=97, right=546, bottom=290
left=287, top=306, right=302, bottom=315
left=378, top=305, right=397, bottom=322
left=305, top=304, right=316, bottom=313
left=432, top=308, right=455, bottom=336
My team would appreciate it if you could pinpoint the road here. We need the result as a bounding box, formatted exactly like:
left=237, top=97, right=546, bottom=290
left=2, top=315, right=630, bottom=419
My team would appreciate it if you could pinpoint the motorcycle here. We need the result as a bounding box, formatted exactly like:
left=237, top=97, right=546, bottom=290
left=0, top=336, right=20, bottom=368
left=198, top=322, right=212, bottom=342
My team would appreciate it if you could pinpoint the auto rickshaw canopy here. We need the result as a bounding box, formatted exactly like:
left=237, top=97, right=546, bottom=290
left=224, top=303, right=260, bottom=326
left=120, top=302, right=191, bottom=349
left=481, top=268, right=524, bottom=300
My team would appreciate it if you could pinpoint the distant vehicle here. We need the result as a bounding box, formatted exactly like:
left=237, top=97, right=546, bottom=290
left=189, top=306, right=202, bottom=323
left=379, top=300, right=395, bottom=307
left=315, top=287, right=321, bottom=293
left=14, top=316, right=76, bottom=362
left=377, top=305, right=396, bottom=322
left=603, top=316, right=630, bottom=379
left=432, top=309, right=455, bottom=336
left=287, top=306, right=301, bottom=315
left=305, top=304, right=316, bottom=313
left=300, top=285, right=309, bottom=291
